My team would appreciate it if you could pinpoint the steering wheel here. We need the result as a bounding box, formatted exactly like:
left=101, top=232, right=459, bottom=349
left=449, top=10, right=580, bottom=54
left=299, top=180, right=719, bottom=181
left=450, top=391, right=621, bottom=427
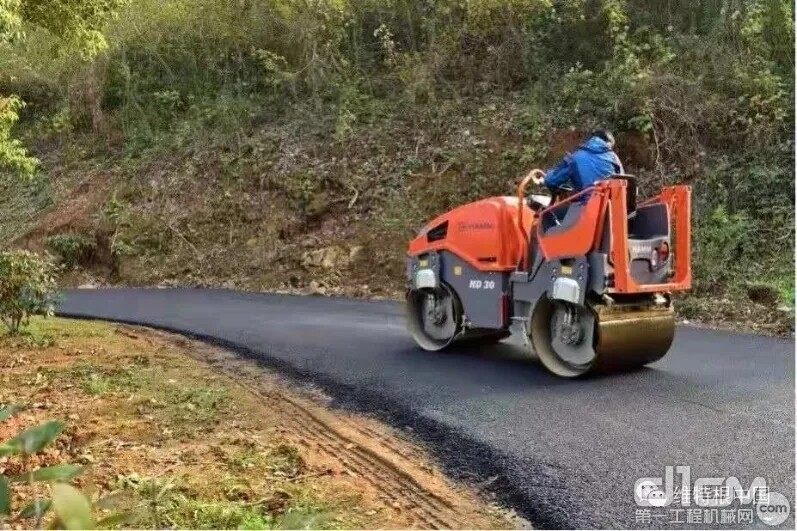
left=523, top=170, right=573, bottom=211
left=517, top=169, right=573, bottom=232
left=515, top=169, right=569, bottom=266
left=520, top=170, right=577, bottom=228
left=519, top=169, right=551, bottom=211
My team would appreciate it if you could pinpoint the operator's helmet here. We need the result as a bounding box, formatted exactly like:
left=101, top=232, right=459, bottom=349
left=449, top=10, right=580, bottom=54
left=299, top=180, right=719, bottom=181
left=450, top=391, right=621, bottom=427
left=591, top=129, right=615, bottom=149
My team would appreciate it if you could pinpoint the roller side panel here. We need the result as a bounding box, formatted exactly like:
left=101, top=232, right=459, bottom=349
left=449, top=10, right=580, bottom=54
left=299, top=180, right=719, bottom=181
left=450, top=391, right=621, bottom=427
left=512, top=255, right=591, bottom=306
left=407, top=251, right=509, bottom=330
left=438, top=252, right=508, bottom=329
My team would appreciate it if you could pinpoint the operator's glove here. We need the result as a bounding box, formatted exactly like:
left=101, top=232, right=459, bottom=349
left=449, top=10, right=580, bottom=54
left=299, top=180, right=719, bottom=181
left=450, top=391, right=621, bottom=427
left=527, top=169, right=546, bottom=186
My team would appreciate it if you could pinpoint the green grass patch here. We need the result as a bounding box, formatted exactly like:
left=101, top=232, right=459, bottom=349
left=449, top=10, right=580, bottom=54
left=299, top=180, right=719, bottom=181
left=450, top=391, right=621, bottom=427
left=266, top=443, right=305, bottom=478
left=225, top=449, right=266, bottom=472
left=0, top=328, right=56, bottom=348
left=63, top=362, right=146, bottom=396
left=769, top=275, right=795, bottom=309
left=158, top=385, right=230, bottom=430
left=45, top=328, right=231, bottom=437
left=117, top=477, right=335, bottom=530
left=0, top=317, right=105, bottom=348
left=61, top=359, right=230, bottom=434
left=26, top=317, right=112, bottom=340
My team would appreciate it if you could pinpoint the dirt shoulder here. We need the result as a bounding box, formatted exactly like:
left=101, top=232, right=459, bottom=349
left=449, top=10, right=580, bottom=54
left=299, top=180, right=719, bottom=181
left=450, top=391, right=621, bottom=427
left=0, top=318, right=517, bottom=529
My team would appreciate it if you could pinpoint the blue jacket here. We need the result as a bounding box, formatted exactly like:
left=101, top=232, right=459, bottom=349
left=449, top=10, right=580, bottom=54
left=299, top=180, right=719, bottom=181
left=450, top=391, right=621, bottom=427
left=544, top=136, right=624, bottom=192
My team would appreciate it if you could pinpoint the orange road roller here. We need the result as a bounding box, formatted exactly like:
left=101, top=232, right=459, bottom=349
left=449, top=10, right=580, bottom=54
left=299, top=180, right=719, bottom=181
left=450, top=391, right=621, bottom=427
left=405, top=170, right=692, bottom=377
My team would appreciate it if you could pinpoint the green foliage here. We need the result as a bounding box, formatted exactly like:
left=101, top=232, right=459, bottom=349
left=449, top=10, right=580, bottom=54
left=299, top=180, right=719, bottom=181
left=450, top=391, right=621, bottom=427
left=46, top=233, right=96, bottom=267
left=122, top=477, right=331, bottom=530
left=278, top=507, right=329, bottom=530
left=51, top=483, right=94, bottom=529
left=693, top=206, right=755, bottom=295
left=0, top=0, right=126, bottom=184
left=283, top=171, right=327, bottom=215
left=0, top=250, right=59, bottom=335
left=162, top=385, right=229, bottom=429
left=0, top=405, right=92, bottom=527
left=0, top=0, right=792, bottom=312
left=65, top=361, right=144, bottom=395
left=0, top=475, right=10, bottom=515
left=10, top=463, right=84, bottom=483
left=102, top=194, right=136, bottom=259
left=157, top=497, right=273, bottom=529
left=0, top=403, right=23, bottom=422
left=17, top=499, right=52, bottom=519
left=0, top=96, right=37, bottom=176
left=0, top=173, right=52, bottom=243
left=0, top=0, right=127, bottom=57
left=266, top=443, right=304, bottom=478
left=5, top=420, right=65, bottom=455
left=0, top=405, right=140, bottom=528
left=776, top=277, right=795, bottom=309
left=0, top=315, right=58, bottom=347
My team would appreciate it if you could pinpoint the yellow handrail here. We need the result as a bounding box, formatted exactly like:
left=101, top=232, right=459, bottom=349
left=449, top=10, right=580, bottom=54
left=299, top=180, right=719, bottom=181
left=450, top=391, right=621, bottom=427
left=517, top=169, right=545, bottom=234
left=517, top=169, right=545, bottom=269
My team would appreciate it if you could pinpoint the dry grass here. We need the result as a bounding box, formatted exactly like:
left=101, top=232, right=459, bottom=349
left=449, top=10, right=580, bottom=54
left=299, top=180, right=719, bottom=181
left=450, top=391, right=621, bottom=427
left=0, top=317, right=514, bottom=529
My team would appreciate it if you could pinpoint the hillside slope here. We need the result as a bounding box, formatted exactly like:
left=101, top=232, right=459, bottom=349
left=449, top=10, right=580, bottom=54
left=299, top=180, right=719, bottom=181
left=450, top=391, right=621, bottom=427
left=0, top=0, right=793, bottom=334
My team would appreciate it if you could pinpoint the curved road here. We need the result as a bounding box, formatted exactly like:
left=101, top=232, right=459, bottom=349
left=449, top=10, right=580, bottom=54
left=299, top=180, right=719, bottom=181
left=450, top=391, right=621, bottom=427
left=58, top=288, right=794, bottom=529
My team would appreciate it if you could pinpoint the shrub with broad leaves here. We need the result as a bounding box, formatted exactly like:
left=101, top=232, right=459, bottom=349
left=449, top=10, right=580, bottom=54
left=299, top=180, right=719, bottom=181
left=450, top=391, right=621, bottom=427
left=0, top=405, right=93, bottom=528
left=45, top=234, right=97, bottom=268
left=0, top=250, right=59, bottom=335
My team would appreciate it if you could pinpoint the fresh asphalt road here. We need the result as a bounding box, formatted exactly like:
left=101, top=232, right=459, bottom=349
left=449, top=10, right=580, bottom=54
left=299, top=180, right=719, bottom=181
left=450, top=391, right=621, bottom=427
left=58, top=288, right=794, bottom=529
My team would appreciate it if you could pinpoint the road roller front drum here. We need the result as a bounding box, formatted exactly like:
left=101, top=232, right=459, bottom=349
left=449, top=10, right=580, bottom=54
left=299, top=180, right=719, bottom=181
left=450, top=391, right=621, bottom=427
left=405, top=284, right=462, bottom=351
left=406, top=284, right=513, bottom=351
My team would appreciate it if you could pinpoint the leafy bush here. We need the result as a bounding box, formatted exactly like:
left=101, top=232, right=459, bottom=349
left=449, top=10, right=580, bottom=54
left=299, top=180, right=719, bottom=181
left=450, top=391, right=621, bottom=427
left=0, top=0, right=125, bottom=182
left=0, top=405, right=92, bottom=528
left=0, top=251, right=59, bottom=335
left=693, top=207, right=755, bottom=295
left=45, top=233, right=96, bottom=268
left=102, top=195, right=136, bottom=259
left=0, top=96, right=38, bottom=177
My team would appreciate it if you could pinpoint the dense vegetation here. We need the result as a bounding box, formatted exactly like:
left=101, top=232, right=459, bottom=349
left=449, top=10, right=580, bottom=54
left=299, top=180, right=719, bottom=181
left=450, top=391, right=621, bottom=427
left=0, top=0, right=793, bottom=329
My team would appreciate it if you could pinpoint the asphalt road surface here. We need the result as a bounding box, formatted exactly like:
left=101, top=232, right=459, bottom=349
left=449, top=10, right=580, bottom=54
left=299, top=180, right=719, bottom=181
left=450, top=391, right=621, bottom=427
left=58, top=288, right=794, bottom=529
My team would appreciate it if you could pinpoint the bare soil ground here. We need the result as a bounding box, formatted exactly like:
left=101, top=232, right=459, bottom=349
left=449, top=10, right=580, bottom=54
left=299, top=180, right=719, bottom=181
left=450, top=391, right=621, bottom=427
left=0, top=318, right=517, bottom=529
